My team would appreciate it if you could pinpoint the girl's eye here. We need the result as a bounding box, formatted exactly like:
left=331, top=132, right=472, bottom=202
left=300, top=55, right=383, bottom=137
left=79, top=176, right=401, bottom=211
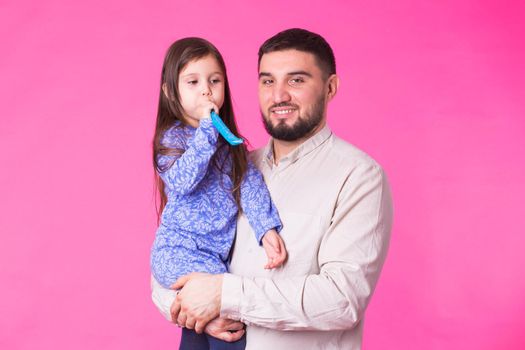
left=211, top=79, right=221, bottom=84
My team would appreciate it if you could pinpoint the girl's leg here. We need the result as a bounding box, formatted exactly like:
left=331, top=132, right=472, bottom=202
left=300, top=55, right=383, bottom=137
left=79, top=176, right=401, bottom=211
left=179, top=328, right=209, bottom=350
left=206, top=333, right=246, bottom=350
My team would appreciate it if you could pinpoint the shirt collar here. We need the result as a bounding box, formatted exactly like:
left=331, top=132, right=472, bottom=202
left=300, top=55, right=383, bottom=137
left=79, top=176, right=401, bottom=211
left=263, top=124, right=332, bottom=168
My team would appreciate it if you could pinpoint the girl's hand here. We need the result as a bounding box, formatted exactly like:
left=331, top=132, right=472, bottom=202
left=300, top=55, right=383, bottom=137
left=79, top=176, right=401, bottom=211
left=196, top=95, right=219, bottom=121
left=262, top=229, right=287, bottom=269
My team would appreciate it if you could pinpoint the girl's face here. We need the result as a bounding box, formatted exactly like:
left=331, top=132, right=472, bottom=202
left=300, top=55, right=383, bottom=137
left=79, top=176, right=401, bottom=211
left=177, top=55, right=225, bottom=126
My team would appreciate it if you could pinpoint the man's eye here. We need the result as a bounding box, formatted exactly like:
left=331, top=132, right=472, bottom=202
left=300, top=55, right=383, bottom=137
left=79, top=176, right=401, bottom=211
left=290, top=78, right=304, bottom=84
left=262, top=79, right=273, bottom=85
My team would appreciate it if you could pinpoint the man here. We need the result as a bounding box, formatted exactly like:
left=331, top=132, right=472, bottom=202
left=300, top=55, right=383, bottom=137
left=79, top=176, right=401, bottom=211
left=152, top=28, right=393, bottom=350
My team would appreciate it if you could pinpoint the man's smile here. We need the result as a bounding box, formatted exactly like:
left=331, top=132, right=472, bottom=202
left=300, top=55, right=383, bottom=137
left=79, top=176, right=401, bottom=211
left=269, top=104, right=298, bottom=119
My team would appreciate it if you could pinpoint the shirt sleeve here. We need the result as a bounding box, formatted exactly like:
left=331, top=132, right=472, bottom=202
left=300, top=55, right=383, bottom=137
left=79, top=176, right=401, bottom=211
left=220, top=164, right=393, bottom=331
left=240, top=160, right=283, bottom=244
left=150, top=275, right=176, bottom=322
left=157, top=118, right=218, bottom=195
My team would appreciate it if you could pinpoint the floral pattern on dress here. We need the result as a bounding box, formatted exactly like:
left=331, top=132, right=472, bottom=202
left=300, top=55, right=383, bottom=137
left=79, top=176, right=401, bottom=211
left=150, top=118, right=282, bottom=288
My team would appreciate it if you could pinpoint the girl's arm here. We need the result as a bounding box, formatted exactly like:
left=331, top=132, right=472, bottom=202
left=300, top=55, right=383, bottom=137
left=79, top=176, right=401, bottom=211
left=239, top=161, right=283, bottom=244
left=157, top=118, right=218, bottom=195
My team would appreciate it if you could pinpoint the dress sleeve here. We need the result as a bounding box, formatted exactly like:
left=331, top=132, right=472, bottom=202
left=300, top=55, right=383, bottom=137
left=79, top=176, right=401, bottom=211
left=221, top=164, right=393, bottom=330
left=157, top=118, right=218, bottom=195
left=239, top=160, right=283, bottom=244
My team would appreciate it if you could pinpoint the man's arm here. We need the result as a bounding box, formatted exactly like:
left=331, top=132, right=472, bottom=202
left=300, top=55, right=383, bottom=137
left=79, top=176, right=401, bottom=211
left=174, top=164, right=393, bottom=331
left=151, top=275, right=176, bottom=322
left=151, top=275, right=245, bottom=341
left=222, top=164, right=392, bottom=330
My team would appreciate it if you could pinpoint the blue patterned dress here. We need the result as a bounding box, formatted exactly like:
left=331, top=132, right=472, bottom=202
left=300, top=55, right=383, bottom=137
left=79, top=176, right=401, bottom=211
left=150, top=118, right=282, bottom=288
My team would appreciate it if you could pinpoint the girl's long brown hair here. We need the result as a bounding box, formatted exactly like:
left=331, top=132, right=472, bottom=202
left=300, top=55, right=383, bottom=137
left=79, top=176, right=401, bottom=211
left=153, top=38, right=248, bottom=223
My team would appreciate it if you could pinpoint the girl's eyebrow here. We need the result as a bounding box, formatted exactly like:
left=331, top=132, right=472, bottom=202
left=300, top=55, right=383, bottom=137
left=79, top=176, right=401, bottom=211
left=181, top=71, right=223, bottom=78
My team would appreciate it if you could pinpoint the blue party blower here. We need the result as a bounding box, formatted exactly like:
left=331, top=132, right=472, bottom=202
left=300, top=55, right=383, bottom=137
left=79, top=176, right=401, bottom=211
left=210, top=110, right=244, bottom=146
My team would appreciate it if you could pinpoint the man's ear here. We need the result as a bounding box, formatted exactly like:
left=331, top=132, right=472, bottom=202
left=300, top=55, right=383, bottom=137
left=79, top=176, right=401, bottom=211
left=326, top=74, right=339, bottom=101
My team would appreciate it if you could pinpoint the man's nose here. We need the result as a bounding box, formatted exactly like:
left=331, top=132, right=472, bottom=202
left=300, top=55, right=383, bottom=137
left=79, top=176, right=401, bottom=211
left=272, top=82, right=291, bottom=103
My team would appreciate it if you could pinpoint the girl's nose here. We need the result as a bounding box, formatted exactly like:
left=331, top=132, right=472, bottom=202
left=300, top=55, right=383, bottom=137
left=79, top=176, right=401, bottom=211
left=201, top=85, right=212, bottom=96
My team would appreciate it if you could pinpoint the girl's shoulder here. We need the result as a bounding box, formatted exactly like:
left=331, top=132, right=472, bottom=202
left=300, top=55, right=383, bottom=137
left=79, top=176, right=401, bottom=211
left=163, top=121, right=182, bottom=136
left=162, top=122, right=189, bottom=148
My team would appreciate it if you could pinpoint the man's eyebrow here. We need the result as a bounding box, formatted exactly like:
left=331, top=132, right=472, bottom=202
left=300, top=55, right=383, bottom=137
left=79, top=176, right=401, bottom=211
left=287, top=71, right=312, bottom=77
left=258, top=71, right=313, bottom=78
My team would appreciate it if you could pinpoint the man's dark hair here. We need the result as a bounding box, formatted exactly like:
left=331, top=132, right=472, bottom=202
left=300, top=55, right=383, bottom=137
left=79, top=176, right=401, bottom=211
left=258, top=28, right=336, bottom=78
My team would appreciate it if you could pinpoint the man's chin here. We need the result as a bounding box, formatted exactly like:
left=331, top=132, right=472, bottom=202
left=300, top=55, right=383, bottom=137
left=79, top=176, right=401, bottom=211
left=271, top=119, right=296, bottom=130
left=262, top=113, right=318, bottom=141
left=267, top=126, right=303, bottom=141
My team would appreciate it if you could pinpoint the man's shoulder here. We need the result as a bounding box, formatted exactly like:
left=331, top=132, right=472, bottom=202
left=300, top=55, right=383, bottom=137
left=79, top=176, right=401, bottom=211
left=245, top=134, right=384, bottom=173
left=328, top=134, right=382, bottom=171
left=248, top=147, right=266, bottom=165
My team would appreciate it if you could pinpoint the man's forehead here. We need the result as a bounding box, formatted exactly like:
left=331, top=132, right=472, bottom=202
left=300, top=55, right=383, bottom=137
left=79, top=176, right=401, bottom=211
left=259, top=49, right=319, bottom=75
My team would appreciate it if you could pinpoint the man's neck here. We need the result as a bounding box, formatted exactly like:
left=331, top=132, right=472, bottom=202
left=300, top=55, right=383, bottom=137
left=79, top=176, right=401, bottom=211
left=272, top=121, right=326, bottom=164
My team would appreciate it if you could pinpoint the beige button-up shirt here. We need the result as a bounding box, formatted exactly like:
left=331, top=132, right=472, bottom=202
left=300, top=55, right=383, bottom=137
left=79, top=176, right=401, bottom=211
left=152, top=125, right=393, bottom=350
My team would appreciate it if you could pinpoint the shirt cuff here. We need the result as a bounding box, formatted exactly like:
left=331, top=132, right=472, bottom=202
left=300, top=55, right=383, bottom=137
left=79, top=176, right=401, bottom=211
left=220, top=273, right=242, bottom=321
left=151, top=275, right=177, bottom=322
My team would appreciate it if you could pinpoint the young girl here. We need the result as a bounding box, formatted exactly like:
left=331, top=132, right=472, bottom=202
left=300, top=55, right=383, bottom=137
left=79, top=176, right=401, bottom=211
left=150, top=38, right=287, bottom=350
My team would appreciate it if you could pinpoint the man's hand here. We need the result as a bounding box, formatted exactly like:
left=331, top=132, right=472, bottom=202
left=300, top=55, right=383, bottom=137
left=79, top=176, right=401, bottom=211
left=170, top=272, right=223, bottom=334
left=204, top=317, right=245, bottom=342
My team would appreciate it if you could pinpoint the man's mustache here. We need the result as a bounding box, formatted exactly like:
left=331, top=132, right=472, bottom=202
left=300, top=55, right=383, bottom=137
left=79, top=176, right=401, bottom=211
left=268, top=103, right=299, bottom=110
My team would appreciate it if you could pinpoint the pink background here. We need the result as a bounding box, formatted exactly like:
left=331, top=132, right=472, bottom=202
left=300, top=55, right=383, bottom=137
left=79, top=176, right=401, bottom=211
left=1, top=1, right=524, bottom=349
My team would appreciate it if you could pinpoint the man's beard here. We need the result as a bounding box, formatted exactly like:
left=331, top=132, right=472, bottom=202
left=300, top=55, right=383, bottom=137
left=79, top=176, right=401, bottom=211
left=261, top=96, right=325, bottom=141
